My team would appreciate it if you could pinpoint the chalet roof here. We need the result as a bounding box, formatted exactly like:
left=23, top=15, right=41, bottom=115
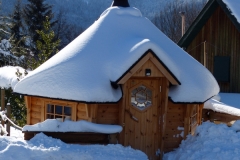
left=14, top=7, right=219, bottom=103
left=178, top=0, right=240, bottom=48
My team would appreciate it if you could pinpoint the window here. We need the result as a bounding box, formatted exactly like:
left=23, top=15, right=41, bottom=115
left=213, top=56, right=230, bottom=82
left=46, top=104, right=71, bottom=121
left=131, top=85, right=152, bottom=111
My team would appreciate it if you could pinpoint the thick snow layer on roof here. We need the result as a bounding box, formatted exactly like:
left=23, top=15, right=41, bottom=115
left=223, top=0, right=240, bottom=24
left=23, top=119, right=122, bottom=134
left=0, top=66, right=26, bottom=89
left=14, top=7, right=219, bottom=103
left=204, top=93, right=240, bottom=116
left=204, top=98, right=240, bottom=116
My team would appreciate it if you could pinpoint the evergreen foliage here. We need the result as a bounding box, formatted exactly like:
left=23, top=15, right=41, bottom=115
left=10, top=0, right=30, bottom=68
left=29, top=16, right=60, bottom=69
left=5, top=88, right=26, bottom=127
left=10, top=0, right=24, bottom=45
left=23, top=0, right=55, bottom=55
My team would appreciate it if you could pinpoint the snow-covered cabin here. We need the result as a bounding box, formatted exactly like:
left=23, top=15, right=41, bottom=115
left=178, top=0, right=240, bottom=93
left=14, top=0, right=219, bottom=159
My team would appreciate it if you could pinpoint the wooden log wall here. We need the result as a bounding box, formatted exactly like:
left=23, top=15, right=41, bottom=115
left=96, top=104, right=119, bottom=124
left=202, top=109, right=240, bottom=125
left=186, top=6, right=240, bottom=92
left=28, top=97, right=43, bottom=124
left=163, top=102, right=202, bottom=152
left=77, top=103, right=89, bottom=121
left=163, top=101, right=185, bottom=152
left=25, top=96, right=120, bottom=126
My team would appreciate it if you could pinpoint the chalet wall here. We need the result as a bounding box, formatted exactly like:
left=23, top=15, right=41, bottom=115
left=163, top=102, right=185, bottom=152
left=29, top=97, right=42, bottom=124
left=163, top=102, right=203, bottom=152
left=96, top=104, right=119, bottom=124
left=25, top=96, right=120, bottom=125
left=186, top=6, right=240, bottom=92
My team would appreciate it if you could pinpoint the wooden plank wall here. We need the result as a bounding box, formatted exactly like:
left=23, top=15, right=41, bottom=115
left=163, top=103, right=202, bottom=152
left=202, top=109, right=240, bottom=125
left=186, top=6, right=240, bottom=92
left=77, top=103, right=89, bottom=121
left=96, top=104, right=119, bottom=124
left=163, top=101, right=185, bottom=152
left=26, top=96, right=120, bottom=126
left=29, top=97, right=43, bottom=125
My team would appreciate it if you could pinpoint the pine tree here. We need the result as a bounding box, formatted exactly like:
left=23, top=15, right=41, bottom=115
left=9, top=0, right=29, bottom=67
left=11, top=0, right=24, bottom=44
left=23, top=0, right=55, bottom=55
left=29, top=16, right=60, bottom=69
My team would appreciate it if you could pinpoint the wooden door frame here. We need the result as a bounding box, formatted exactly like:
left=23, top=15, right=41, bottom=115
left=123, top=78, right=163, bottom=159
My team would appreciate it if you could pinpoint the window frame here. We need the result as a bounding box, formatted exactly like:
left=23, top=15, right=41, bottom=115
left=129, top=81, right=155, bottom=112
left=44, top=100, right=77, bottom=121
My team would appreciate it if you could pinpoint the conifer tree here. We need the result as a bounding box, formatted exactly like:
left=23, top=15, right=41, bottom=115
left=23, top=0, right=55, bottom=55
left=11, top=0, right=24, bottom=44
left=29, top=16, right=60, bottom=69
left=10, top=0, right=29, bottom=67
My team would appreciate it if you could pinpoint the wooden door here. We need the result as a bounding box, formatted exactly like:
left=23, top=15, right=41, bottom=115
left=124, top=78, right=162, bottom=160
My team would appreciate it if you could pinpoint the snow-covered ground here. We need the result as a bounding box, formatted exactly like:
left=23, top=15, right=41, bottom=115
left=6, top=120, right=240, bottom=160
left=0, top=127, right=147, bottom=160
left=164, top=121, right=240, bottom=160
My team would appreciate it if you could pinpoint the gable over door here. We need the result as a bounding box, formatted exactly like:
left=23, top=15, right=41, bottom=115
left=124, top=78, right=163, bottom=160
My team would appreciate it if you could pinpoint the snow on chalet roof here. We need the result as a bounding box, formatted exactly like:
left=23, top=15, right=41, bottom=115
left=14, top=7, right=219, bottom=103
left=222, top=0, right=240, bottom=24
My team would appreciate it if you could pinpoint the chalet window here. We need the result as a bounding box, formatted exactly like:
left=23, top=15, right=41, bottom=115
left=46, top=104, right=71, bottom=121
left=213, top=56, right=230, bottom=82
left=131, top=85, right=152, bottom=111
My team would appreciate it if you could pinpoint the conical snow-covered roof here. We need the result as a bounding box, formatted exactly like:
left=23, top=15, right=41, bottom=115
left=14, top=6, right=219, bottom=103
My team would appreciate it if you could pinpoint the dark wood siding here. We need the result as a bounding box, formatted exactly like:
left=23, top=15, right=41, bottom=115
left=186, top=6, right=240, bottom=93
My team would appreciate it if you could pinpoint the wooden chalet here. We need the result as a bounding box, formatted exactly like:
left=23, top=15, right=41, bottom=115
left=178, top=0, right=240, bottom=93
left=14, top=0, right=219, bottom=159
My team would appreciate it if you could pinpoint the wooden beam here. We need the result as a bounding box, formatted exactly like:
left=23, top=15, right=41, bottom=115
left=41, top=99, right=45, bottom=122
left=24, top=96, right=31, bottom=125
left=118, top=83, right=127, bottom=145
left=118, top=52, right=180, bottom=85
left=1, top=88, right=5, bottom=126
left=150, top=56, right=179, bottom=85
left=184, top=104, right=192, bottom=139
left=118, top=54, right=151, bottom=84
left=160, top=78, right=169, bottom=158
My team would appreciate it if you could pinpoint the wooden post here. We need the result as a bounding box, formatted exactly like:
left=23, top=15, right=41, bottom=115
left=7, top=103, right=11, bottom=136
left=1, top=88, right=5, bottom=126
left=204, top=41, right=206, bottom=67
left=180, top=12, right=186, bottom=37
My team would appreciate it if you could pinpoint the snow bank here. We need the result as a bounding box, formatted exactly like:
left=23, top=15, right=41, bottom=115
left=0, top=66, right=27, bottom=89
left=222, top=0, right=240, bottom=24
left=0, top=133, right=147, bottom=160
left=23, top=119, right=122, bottom=134
left=164, top=121, right=240, bottom=160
